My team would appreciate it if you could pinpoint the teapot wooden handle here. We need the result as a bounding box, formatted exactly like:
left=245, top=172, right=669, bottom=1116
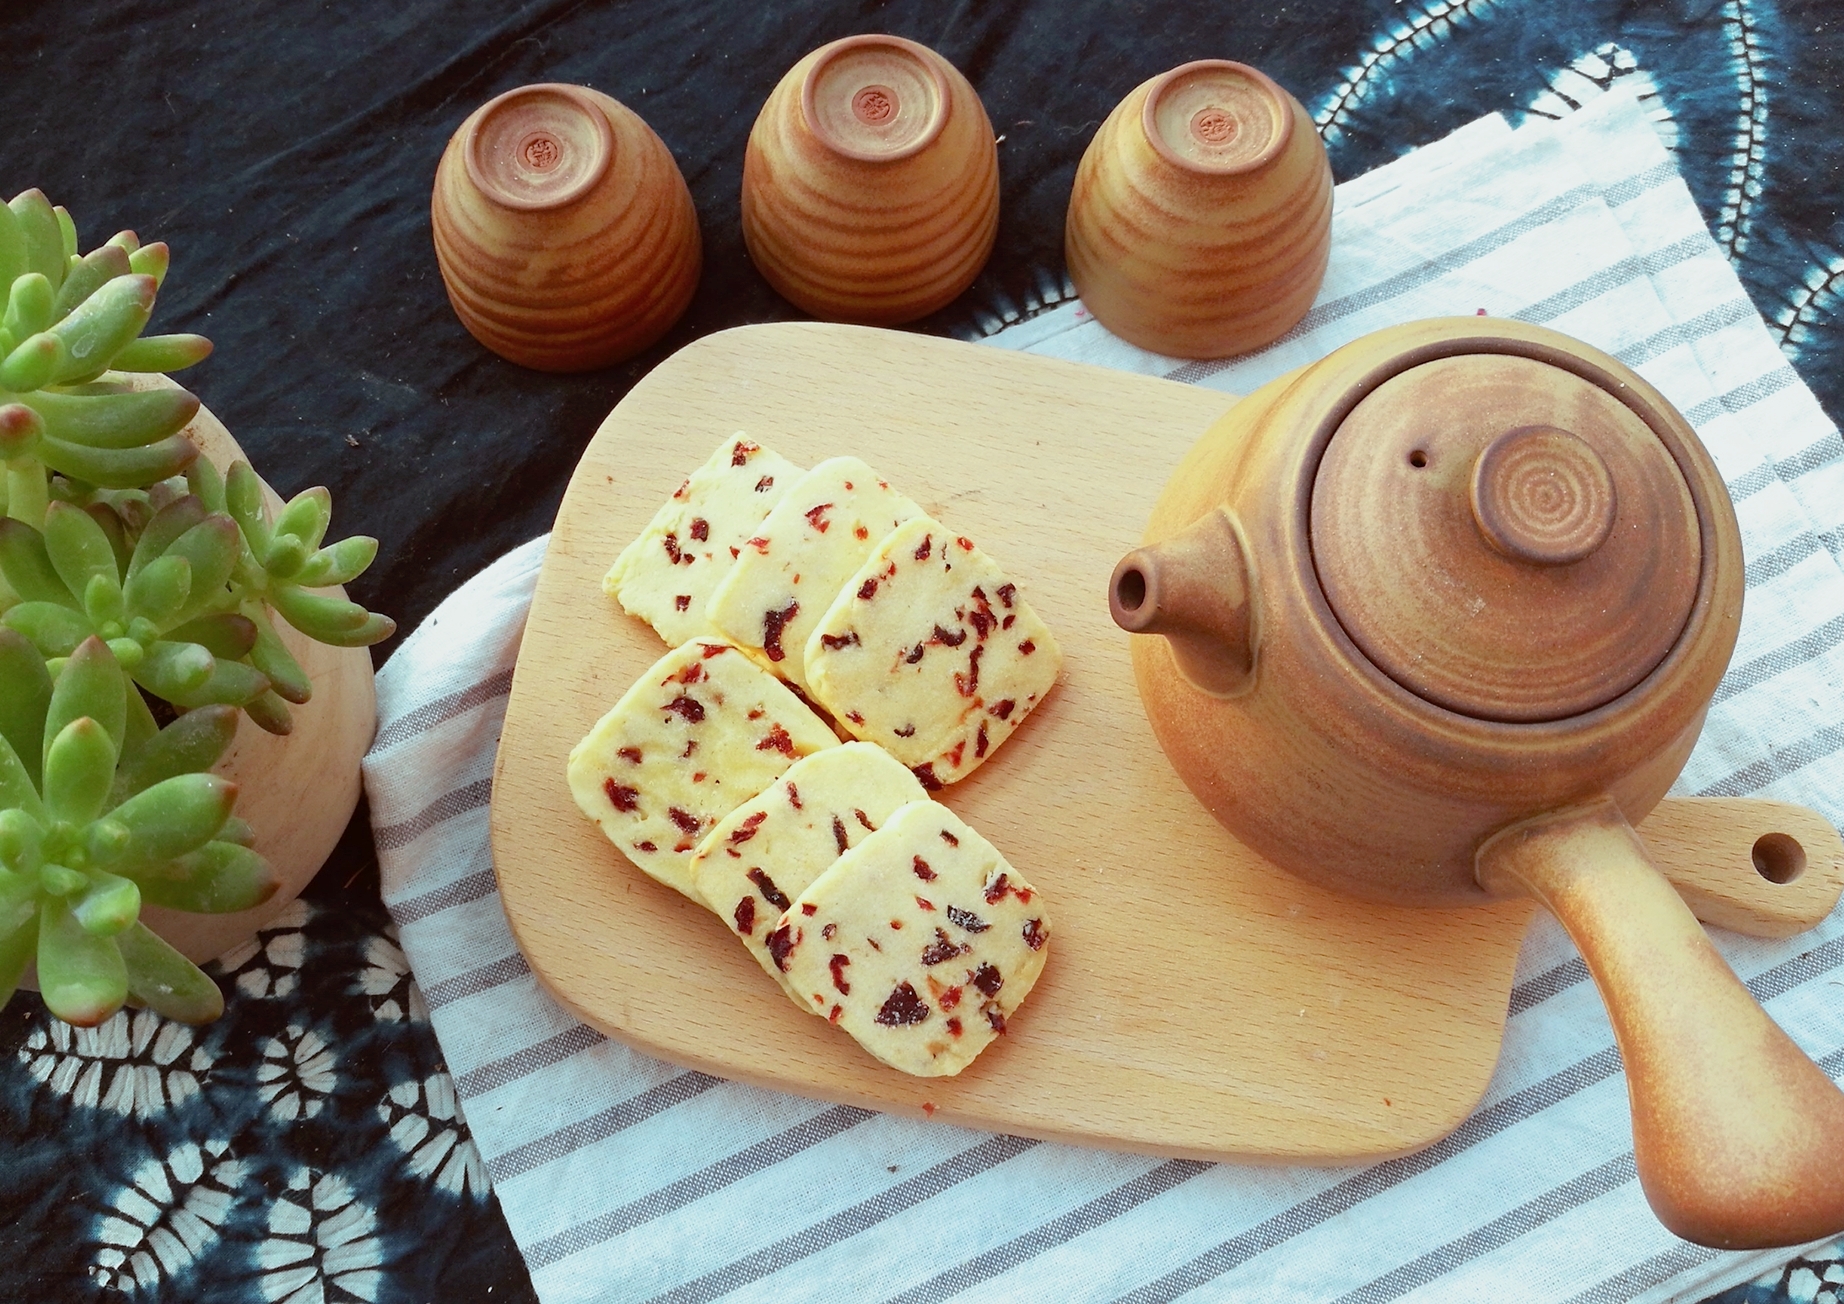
left=1477, top=797, right=1844, bottom=1249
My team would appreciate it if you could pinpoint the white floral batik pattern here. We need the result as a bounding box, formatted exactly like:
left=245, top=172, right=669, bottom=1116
left=377, top=1069, right=490, bottom=1198
left=91, top=1140, right=246, bottom=1292
left=257, top=1024, right=337, bottom=1122
left=210, top=899, right=312, bottom=999
left=256, top=1169, right=384, bottom=1304
left=353, top=930, right=428, bottom=1024
left=19, top=1010, right=215, bottom=1118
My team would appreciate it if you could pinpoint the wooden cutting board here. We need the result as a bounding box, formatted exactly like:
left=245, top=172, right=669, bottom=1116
left=490, top=322, right=1843, bottom=1163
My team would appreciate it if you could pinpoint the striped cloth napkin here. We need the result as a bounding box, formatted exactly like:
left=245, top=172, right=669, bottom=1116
left=361, top=86, right=1844, bottom=1304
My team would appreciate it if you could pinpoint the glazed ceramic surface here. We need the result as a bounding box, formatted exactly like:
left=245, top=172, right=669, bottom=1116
left=431, top=83, right=701, bottom=372
left=1110, top=315, right=1844, bottom=1248
left=1065, top=61, right=1332, bottom=359
left=741, top=35, right=999, bottom=325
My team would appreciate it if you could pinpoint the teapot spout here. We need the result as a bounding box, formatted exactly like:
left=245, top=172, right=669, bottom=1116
left=1109, top=506, right=1258, bottom=697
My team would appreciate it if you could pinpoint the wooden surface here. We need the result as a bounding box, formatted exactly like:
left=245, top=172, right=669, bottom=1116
left=491, top=322, right=1844, bottom=1163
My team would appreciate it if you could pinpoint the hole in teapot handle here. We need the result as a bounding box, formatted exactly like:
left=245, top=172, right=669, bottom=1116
left=1752, top=832, right=1806, bottom=884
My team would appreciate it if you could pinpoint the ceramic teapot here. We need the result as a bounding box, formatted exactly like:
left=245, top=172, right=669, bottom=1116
left=1108, top=316, right=1844, bottom=1249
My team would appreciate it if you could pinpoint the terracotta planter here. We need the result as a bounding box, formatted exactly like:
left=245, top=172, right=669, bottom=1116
left=431, top=82, right=702, bottom=372
left=742, top=35, right=999, bottom=324
left=1066, top=60, right=1332, bottom=359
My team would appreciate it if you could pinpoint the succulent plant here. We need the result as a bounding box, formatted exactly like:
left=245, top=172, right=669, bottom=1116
left=0, top=189, right=394, bottom=1027
left=0, top=188, right=210, bottom=533
left=1, top=633, right=277, bottom=1025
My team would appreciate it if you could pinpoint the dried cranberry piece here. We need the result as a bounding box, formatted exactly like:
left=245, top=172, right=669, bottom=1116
left=911, top=764, right=942, bottom=791
left=946, top=1018, right=963, bottom=1037
left=829, top=1004, right=843, bottom=1023
left=913, top=534, right=933, bottom=561
left=829, top=954, right=851, bottom=994
left=822, top=922, right=837, bottom=940
left=939, top=829, right=959, bottom=847
left=662, top=533, right=683, bottom=564
left=920, top=928, right=969, bottom=965
left=854, top=525, right=869, bottom=540
left=875, top=982, right=930, bottom=1026
left=663, top=695, right=705, bottom=723
left=954, top=645, right=984, bottom=698
left=754, top=474, right=774, bottom=491
left=747, top=868, right=791, bottom=911
left=894, top=723, right=915, bottom=737
left=932, top=624, right=967, bottom=647
left=734, top=896, right=756, bottom=935
left=617, top=746, right=643, bottom=764
left=1022, top=919, right=1048, bottom=950
left=730, top=811, right=769, bottom=844
left=820, top=631, right=859, bottom=650
left=832, top=816, right=849, bottom=854
left=939, top=985, right=963, bottom=1010
left=761, top=601, right=799, bottom=662
left=634, top=840, right=657, bottom=853
left=858, top=577, right=879, bottom=601
left=989, top=699, right=1015, bottom=720
left=689, top=517, right=710, bottom=542
left=1019, top=639, right=1037, bottom=655
left=786, top=782, right=802, bottom=809
left=986, top=1007, right=1007, bottom=1034
left=905, top=643, right=926, bottom=665
left=983, top=873, right=1009, bottom=904
left=756, top=723, right=796, bottom=756
left=676, top=662, right=705, bottom=684
left=970, top=963, right=1003, bottom=996
left=805, top=502, right=833, bottom=533
left=854, top=809, right=876, bottom=831
left=802, top=902, right=817, bottom=915
left=765, top=924, right=797, bottom=971
left=675, top=594, right=691, bottom=612
left=603, top=780, right=640, bottom=812
left=701, top=643, right=729, bottom=658
left=912, top=856, right=936, bottom=881
left=668, top=807, right=703, bottom=835
left=996, top=583, right=1016, bottom=609
left=946, top=905, right=989, bottom=933
left=732, top=440, right=759, bottom=466
left=974, top=723, right=989, bottom=759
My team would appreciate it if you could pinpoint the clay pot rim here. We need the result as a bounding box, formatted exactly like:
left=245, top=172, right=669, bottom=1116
left=462, top=82, right=614, bottom=212
left=1141, top=59, right=1294, bottom=177
left=799, top=33, right=952, bottom=164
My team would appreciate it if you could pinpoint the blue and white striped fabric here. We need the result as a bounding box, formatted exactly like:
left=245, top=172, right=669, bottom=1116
left=360, top=87, right=1844, bottom=1304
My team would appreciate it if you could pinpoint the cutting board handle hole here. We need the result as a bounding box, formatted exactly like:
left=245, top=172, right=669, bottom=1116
left=1752, top=832, right=1807, bottom=884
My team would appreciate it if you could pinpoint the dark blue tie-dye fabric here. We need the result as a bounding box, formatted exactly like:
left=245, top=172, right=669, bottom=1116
left=0, top=1, right=1840, bottom=1299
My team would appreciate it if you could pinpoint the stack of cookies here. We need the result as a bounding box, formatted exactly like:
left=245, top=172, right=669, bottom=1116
left=567, top=434, right=1060, bottom=1077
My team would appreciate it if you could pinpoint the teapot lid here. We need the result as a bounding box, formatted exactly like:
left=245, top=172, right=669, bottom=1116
left=1309, top=352, right=1701, bottom=723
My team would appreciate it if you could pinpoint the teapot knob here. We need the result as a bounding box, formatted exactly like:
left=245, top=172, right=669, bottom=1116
left=1470, top=425, right=1618, bottom=566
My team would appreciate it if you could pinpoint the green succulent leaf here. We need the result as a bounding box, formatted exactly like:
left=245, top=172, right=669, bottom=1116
left=122, top=553, right=191, bottom=626
left=244, top=605, right=311, bottom=703
left=19, top=386, right=199, bottom=449
left=223, top=463, right=269, bottom=552
left=0, top=753, right=45, bottom=833
left=71, top=870, right=139, bottom=937
left=0, top=201, right=24, bottom=291
left=36, top=897, right=127, bottom=1026
left=48, top=273, right=155, bottom=384
left=163, top=515, right=236, bottom=602
left=0, top=401, right=44, bottom=463
left=0, top=629, right=51, bottom=787
left=104, top=231, right=139, bottom=255
left=118, top=679, right=159, bottom=763
left=42, top=717, right=116, bottom=826
left=127, top=497, right=206, bottom=578
left=162, top=657, right=269, bottom=709
left=0, top=330, right=64, bottom=392
left=133, top=639, right=214, bottom=699
left=4, top=600, right=88, bottom=657
left=273, top=487, right=331, bottom=553
left=184, top=457, right=226, bottom=516
left=302, top=609, right=395, bottom=649
left=0, top=863, right=37, bottom=930
left=241, top=691, right=294, bottom=735
left=294, top=534, right=378, bottom=588
left=52, top=205, right=77, bottom=260
left=0, top=518, right=77, bottom=605
left=217, top=817, right=255, bottom=847
left=116, top=922, right=222, bottom=1023
left=108, top=771, right=236, bottom=869
left=126, top=241, right=169, bottom=288
left=36, top=430, right=198, bottom=488
left=83, top=571, right=125, bottom=630
left=262, top=533, right=308, bottom=579
left=43, top=501, right=121, bottom=611
left=113, top=703, right=237, bottom=800
left=8, top=191, right=65, bottom=291
left=2, top=271, right=54, bottom=342
left=112, top=334, right=212, bottom=373
left=268, top=585, right=371, bottom=638
left=39, top=862, right=84, bottom=896
left=84, top=815, right=129, bottom=865
left=166, top=613, right=256, bottom=659
left=50, top=245, right=132, bottom=320
left=45, top=636, right=125, bottom=767
left=0, top=900, right=36, bottom=1010
left=130, top=840, right=276, bottom=916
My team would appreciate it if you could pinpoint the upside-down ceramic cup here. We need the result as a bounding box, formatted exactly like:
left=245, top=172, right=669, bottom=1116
left=1066, top=60, right=1332, bottom=359
left=742, top=34, right=999, bottom=325
left=431, top=83, right=701, bottom=372
left=1108, top=316, right=1844, bottom=1249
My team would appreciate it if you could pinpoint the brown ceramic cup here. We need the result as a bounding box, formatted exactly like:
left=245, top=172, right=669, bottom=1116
left=431, top=83, right=701, bottom=372
left=1065, top=60, right=1332, bottom=359
left=742, top=35, right=999, bottom=325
